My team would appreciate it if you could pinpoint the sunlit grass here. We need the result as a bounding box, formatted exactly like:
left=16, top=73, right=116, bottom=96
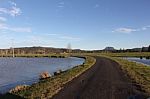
left=99, top=52, right=150, bottom=57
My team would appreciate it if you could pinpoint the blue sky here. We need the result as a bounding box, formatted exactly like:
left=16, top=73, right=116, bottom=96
left=0, top=0, right=150, bottom=50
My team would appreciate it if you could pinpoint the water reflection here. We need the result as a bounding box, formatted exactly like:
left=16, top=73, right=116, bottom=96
left=0, top=57, right=84, bottom=93
left=124, top=57, right=150, bottom=66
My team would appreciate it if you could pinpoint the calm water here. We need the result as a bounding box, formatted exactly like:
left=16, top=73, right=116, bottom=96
left=124, top=57, right=150, bottom=66
left=0, top=57, right=85, bottom=93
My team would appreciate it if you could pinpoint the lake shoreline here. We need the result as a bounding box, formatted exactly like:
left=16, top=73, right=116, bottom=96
left=1, top=56, right=95, bottom=98
left=0, top=56, right=85, bottom=94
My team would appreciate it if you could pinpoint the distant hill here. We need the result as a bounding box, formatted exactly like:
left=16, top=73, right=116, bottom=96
left=104, top=47, right=115, bottom=51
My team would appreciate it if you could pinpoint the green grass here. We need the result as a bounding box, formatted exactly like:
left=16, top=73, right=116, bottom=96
left=11, top=56, right=96, bottom=99
left=71, top=52, right=150, bottom=58
left=99, top=52, right=150, bottom=57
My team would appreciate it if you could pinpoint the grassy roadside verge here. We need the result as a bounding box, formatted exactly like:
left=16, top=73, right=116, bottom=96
left=10, top=56, right=96, bottom=99
left=100, top=52, right=150, bottom=57
left=100, top=55, right=150, bottom=95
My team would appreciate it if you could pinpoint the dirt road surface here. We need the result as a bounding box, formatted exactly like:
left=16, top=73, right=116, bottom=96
left=52, top=56, right=148, bottom=99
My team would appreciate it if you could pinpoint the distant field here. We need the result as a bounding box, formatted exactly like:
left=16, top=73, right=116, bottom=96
left=72, top=52, right=150, bottom=57
left=99, top=52, right=150, bottom=57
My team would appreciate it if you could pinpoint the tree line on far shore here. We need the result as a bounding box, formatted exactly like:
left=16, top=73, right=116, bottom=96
left=0, top=45, right=150, bottom=55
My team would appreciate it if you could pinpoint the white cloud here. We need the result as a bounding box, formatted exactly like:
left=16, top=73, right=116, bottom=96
left=0, top=8, right=8, bottom=14
left=113, top=25, right=150, bottom=34
left=142, top=27, right=147, bottom=30
left=45, top=33, right=58, bottom=36
left=113, top=28, right=137, bottom=33
left=0, top=1, right=21, bottom=17
left=9, top=6, right=22, bottom=17
left=0, top=17, right=7, bottom=21
left=141, top=25, right=150, bottom=30
left=0, top=1, right=29, bottom=33
left=0, top=7, right=22, bottom=17
left=9, top=1, right=17, bottom=6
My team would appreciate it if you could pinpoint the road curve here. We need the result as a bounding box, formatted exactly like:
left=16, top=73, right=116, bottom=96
left=52, top=56, right=148, bottom=99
